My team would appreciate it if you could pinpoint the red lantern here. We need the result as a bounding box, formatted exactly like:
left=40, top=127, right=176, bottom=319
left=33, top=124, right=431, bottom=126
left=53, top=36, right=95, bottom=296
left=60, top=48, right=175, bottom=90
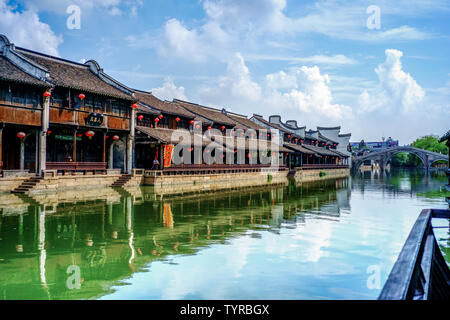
left=287, top=135, right=291, bottom=138
left=175, top=117, right=180, bottom=122
left=207, top=126, right=211, bottom=130
left=300, top=140, right=303, bottom=143
left=43, top=91, right=51, bottom=97
left=85, top=131, right=95, bottom=137
left=17, top=132, right=26, bottom=138
left=47, top=130, right=52, bottom=135
left=158, top=115, right=163, bottom=119
left=190, top=120, right=195, bottom=125
left=221, top=126, right=225, bottom=130
left=132, top=103, right=138, bottom=109
left=154, top=118, right=159, bottom=122
left=78, top=93, right=85, bottom=100
left=105, top=135, right=109, bottom=139
left=267, top=134, right=270, bottom=137
left=138, top=115, right=144, bottom=120
left=195, top=124, right=200, bottom=129
left=112, top=135, right=120, bottom=141
left=77, top=133, right=83, bottom=137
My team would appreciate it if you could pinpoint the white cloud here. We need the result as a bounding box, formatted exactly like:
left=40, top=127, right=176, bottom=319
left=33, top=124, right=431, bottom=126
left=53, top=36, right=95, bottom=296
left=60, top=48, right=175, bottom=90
left=245, top=54, right=357, bottom=66
left=198, top=52, right=352, bottom=124
left=199, top=53, right=261, bottom=105
left=358, top=49, right=425, bottom=114
left=151, top=78, right=187, bottom=101
left=0, top=0, right=62, bottom=56
left=263, top=66, right=353, bottom=120
left=203, top=0, right=290, bottom=34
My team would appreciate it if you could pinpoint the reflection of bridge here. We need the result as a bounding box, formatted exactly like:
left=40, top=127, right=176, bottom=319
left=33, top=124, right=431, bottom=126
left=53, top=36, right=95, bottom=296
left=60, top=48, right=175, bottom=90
left=352, top=146, right=448, bottom=171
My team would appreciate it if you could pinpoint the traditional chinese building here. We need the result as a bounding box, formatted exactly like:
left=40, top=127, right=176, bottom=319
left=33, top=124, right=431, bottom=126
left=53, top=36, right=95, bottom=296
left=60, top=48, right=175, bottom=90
left=0, top=34, right=137, bottom=176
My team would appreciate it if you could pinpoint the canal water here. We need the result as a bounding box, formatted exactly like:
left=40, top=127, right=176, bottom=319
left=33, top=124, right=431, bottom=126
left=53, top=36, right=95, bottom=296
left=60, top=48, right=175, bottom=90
left=0, top=169, right=448, bottom=300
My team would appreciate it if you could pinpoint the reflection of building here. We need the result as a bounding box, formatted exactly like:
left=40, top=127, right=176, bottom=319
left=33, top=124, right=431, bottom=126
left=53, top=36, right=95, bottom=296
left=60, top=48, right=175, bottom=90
left=0, top=178, right=350, bottom=299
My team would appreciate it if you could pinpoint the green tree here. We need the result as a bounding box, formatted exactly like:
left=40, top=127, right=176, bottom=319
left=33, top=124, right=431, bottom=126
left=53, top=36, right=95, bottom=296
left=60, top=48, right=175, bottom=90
left=391, top=152, right=408, bottom=167
left=412, top=135, right=448, bottom=154
left=409, top=135, right=449, bottom=167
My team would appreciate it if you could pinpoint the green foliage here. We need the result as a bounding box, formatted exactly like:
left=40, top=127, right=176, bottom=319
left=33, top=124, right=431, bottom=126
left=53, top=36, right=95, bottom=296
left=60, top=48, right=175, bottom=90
left=267, top=174, right=273, bottom=183
left=391, top=152, right=408, bottom=167
left=319, top=171, right=326, bottom=177
left=412, top=135, right=448, bottom=155
left=392, top=135, right=448, bottom=167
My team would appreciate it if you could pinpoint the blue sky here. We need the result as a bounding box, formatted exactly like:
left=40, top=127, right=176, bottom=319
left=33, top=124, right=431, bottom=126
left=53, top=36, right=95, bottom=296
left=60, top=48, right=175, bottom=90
left=1, top=0, right=449, bottom=143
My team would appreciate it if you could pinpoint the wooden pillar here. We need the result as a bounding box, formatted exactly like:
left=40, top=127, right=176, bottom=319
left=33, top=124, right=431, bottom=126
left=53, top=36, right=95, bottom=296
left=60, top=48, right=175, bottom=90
left=20, top=139, right=25, bottom=170
left=109, top=141, right=114, bottom=169
left=73, top=129, right=77, bottom=162
left=126, top=107, right=136, bottom=174
left=102, top=132, right=106, bottom=163
left=0, top=127, right=3, bottom=171
left=39, top=90, right=50, bottom=175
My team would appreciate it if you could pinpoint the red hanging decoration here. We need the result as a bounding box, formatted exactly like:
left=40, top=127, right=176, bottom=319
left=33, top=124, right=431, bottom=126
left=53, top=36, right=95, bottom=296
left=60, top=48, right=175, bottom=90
left=175, top=117, right=180, bottom=122
left=85, top=130, right=95, bottom=137
left=132, top=103, right=138, bottom=109
left=154, top=118, right=160, bottom=122
left=137, top=115, right=144, bottom=120
left=43, top=91, right=51, bottom=97
left=158, top=115, right=163, bottom=119
left=221, top=126, right=225, bottom=130
left=78, top=93, right=85, bottom=100
left=17, top=132, right=26, bottom=138
left=112, top=135, right=120, bottom=141
left=77, top=133, right=83, bottom=137
left=195, top=124, right=200, bottom=129
left=190, top=120, right=195, bottom=125
left=47, top=130, right=52, bottom=135
left=207, top=126, right=212, bottom=130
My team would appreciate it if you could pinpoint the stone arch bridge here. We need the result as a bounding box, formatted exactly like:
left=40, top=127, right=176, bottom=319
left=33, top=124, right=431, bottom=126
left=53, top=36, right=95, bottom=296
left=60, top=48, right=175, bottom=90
left=352, top=146, right=448, bottom=171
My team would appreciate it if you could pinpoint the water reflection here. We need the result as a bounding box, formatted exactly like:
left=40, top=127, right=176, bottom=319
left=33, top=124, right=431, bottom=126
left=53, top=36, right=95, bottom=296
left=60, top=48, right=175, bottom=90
left=0, top=169, right=447, bottom=300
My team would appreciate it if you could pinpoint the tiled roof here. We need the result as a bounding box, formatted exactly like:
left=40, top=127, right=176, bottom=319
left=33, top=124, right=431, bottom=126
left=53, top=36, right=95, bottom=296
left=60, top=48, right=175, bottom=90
left=318, top=133, right=339, bottom=144
left=134, top=91, right=196, bottom=119
left=16, top=48, right=133, bottom=100
left=283, top=143, right=315, bottom=154
left=439, top=130, right=450, bottom=143
left=175, top=99, right=243, bottom=127
left=302, top=144, right=341, bottom=157
left=226, top=112, right=267, bottom=130
left=251, top=114, right=291, bottom=133
left=136, top=126, right=230, bottom=150
left=0, top=56, right=49, bottom=87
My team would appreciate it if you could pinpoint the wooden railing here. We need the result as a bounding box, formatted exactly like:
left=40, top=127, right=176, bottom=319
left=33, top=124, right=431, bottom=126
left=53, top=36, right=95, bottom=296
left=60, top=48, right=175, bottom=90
left=300, top=164, right=350, bottom=170
left=46, top=162, right=107, bottom=174
left=379, top=209, right=450, bottom=300
left=160, top=164, right=288, bottom=175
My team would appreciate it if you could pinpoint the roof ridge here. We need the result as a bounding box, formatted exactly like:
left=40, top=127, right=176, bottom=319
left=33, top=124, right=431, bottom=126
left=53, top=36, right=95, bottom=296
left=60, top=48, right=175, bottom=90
left=16, top=47, right=88, bottom=68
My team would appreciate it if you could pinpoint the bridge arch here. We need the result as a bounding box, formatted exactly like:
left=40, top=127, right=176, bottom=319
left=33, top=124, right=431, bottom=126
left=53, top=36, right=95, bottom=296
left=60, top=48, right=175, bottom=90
left=352, top=146, right=448, bottom=171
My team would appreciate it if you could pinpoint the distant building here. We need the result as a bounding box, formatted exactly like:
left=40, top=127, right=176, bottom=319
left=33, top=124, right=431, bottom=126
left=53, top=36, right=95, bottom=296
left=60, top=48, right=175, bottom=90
left=350, top=138, right=399, bottom=153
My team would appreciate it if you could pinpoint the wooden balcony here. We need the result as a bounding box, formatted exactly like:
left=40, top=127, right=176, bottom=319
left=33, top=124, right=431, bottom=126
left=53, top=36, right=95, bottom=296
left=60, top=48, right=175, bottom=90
left=0, top=103, right=42, bottom=126
left=49, top=106, right=130, bottom=131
